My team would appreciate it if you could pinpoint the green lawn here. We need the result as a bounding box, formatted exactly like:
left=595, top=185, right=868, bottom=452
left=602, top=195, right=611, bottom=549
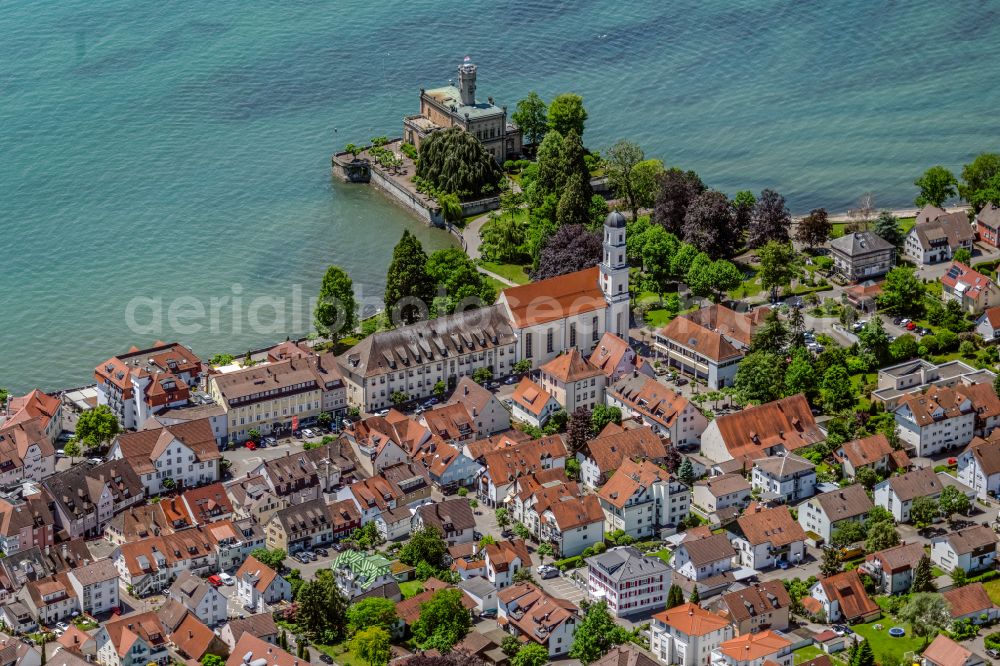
left=982, top=577, right=1000, bottom=605
left=830, top=216, right=915, bottom=239
left=645, top=308, right=676, bottom=328
left=650, top=549, right=673, bottom=565
left=479, top=261, right=531, bottom=285
left=483, top=275, right=508, bottom=294
left=851, top=618, right=927, bottom=665
left=316, top=642, right=368, bottom=666
left=794, top=645, right=847, bottom=666
left=399, top=580, right=424, bottom=599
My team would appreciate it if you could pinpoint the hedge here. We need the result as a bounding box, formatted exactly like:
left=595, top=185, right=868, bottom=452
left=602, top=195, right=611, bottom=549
left=555, top=556, right=583, bottom=571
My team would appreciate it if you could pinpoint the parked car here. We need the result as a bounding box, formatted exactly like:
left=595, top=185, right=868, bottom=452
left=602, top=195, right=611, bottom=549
left=55, top=622, right=69, bottom=632
left=987, top=648, right=1000, bottom=659
left=293, top=430, right=303, bottom=439
left=319, top=655, right=334, bottom=664
left=245, top=441, right=257, bottom=451
left=293, top=553, right=309, bottom=564
left=538, top=565, right=559, bottom=579
left=219, top=573, right=235, bottom=586
left=207, top=575, right=224, bottom=587
left=675, top=377, right=688, bottom=386
left=88, top=458, right=103, bottom=465
left=487, top=381, right=500, bottom=389
left=56, top=449, right=65, bottom=457
left=480, top=608, right=498, bottom=619
left=264, top=436, right=277, bottom=446
left=314, top=547, right=329, bottom=557
left=504, top=376, right=517, bottom=385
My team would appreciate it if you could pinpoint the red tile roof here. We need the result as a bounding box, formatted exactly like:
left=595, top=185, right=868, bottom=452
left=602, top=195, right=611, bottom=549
left=712, top=394, right=822, bottom=466
left=500, top=267, right=606, bottom=328
left=819, top=570, right=880, bottom=621
left=653, top=603, right=729, bottom=636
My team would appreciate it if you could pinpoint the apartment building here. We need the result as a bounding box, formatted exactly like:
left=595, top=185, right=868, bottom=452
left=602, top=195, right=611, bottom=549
left=596, top=458, right=690, bottom=539
left=606, top=373, right=707, bottom=446
left=586, top=546, right=669, bottom=617
left=538, top=349, right=606, bottom=413
left=109, top=418, right=220, bottom=495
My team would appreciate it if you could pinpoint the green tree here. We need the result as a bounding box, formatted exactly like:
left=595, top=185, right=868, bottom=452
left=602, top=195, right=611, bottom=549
left=820, top=547, right=842, bottom=577
left=400, top=527, right=448, bottom=568
left=640, top=226, right=681, bottom=298
left=296, top=573, right=349, bottom=642
left=734, top=351, right=785, bottom=405
left=547, top=93, right=587, bottom=138
left=433, top=380, right=447, bottom=398
left=438, top=193, right=464, bottom=229
left=200, top=656, right=226, bottom=666
left=533, top=130, right=566, bottom=198
left=890, top=334, right=919, bottom=362
left=831, top=520, right=866, bottom=548
left=348, top=597, right=398, bottom=635
left=898, top=593, right=951, bottom=646
left=751, top=310, right=789, bottom=354
left=784, top=349, right=818, bottom=400
left=666, top=584, right=685, bottom=609
left=912, top=554, right=936, bottom=592
left=795, top=208, right=832, bottom=250
left=495, top=507, right=510, bottom=530
left=501, top=635, right=523, bottom=657
left=536, top=542, right=554, bottom=563
left=911, top=496, right=939, bottom=529
left=850, top=639, right=876, bottom=666
left=426, top=247, right=495, bottom=314
left=821, top=365, right=854, bottom=411
left=732, top=190, right=756, bottom=243
left=855, top=466, right=879, bottom=491
left=708, top=260, right=744, bottom=301
left=385, top=230, right=434, bottom=325
left=512, top=644, right=550, bottom=666
left=915, top=166, right=959, bottom=208
left=209, top=353, right=234, bottom=366
left=938, top=485, right=971, bottom=520
left=685, top=252, right=714, bottom=299
left=865, top=520, right=900, bottom=553
left=76, top=404, right=121, bottom=450
left=953, top=247, right=972, bottom=265
left=250, top=548, right=287, bottom=569
left=416, top=127, right=502, bottom=197
left=591, top=404, right=622, bottom=433
left=677, top=458, right=695, bottom=486
left=757, top=241, right=798, bottom=302
left=569, top=601, right=630, bottom=664
left=872, top=210, right=907, bottom=251
left=960, top=153, right=1000, bottom=212
left=566, top=406, right=592, bottom=455
left=512, top=91, right=548, bottom=147
left=315, top=265, right=357, bottom=339
left=350, top=627, right=392, bottom=666
left=878, top=266, right=926, bottom=317
left=63, top=437, right=81, bottom=463
left=556, top=131, right=594, bottom=227
left=951, top=567, right=969, bottom=588
left=605, top=140, right=645, bottom=221
left=632, top=159, right=666, bottom=210
left=748, top=189, right=791, bottom=247
left=858, top=316, right=891, bottom=366
left=513, top=359, right=532, bottom=374
left=689, top=587, right=700, bottom=603
left=411, top=588, right=472, bottom=651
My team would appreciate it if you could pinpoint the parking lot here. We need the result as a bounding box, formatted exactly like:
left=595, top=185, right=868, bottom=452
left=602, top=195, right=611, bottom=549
left=539, top=570, right=589, bottom=606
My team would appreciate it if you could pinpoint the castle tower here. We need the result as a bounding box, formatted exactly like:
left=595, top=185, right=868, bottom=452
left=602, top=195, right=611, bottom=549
left=601, top=210, right=630, bottom=337
left=458, top=62, right=477, bottom=106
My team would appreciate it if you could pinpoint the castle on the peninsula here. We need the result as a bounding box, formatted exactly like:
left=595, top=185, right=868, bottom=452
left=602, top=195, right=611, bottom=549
left=404, top=60, right=522, bottom=163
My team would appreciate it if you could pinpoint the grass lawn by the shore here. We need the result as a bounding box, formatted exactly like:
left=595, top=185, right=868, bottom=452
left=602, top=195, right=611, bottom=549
left=851, top=618, right=927, bottom=665
left=479, top=261, right=530, bottom=285
left=830, top=216, right=915, bottom=239
left=794, top=645, right=847, bottom=666
left=399, top=580, right=424, bottom=599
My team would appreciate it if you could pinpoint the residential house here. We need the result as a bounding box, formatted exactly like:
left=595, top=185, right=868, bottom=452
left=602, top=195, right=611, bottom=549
left=651, top=602, right=732, bottom=666
left=113, top=525, right=220, bottom=597
left=225, top=634, right=298, bottom=666
left=375, top=506, right=413, bottom=542
left=206, top=518, right=265, bottom=572
left=941, top=262, right=1000, bottom=315
left=895, top=386, right=976, bottom=457
left=956, top=382, right=1000, bottom=436
left=67, top=559, right=119, bottom=617
left=330, top=550, right=396, bottom=600
left=672, top=533, right=735, bottom=581
left=265, top=498, right=334, bottom=553
left=732, top=504, right=806, bottom=570
left=235, top=555, right=291, bottom=613
left=422, top=403, right=478, bottom=445
left=208, top=351, right=346, bottom=442
left=337, top=304, right=517, bottom=413
left=904, top=209, right=975, bottom=264
left=0, top=601, right=37, bottom=634
left=714, top=581, right=791, bottom=636
left=483, top=539, right=532, bottom=589
left=224, top=474, right=287, bottom=525
left=863, top=541, right=925, bottom=595
left=169, top=611, right=229, bottom=662
left=510, top=470, right=577, bottom=532
left=958, top=436, right=1000, bottom=499
left=589, top=332, right=652, bottom=383
left=797, top=484, right=873, bottom=543
left=829, top=231, right=895, bottom=282
left=654, top=305, right=770, bottom=389
left=496, top=582, right=579, bottom=657
left=104, top=501, right=187, bottom=546
left=577, top=426, right=668, bottom=489
left=931, top=525, right=998, bottom=574
left=219, top=613, right=279, bottom=651
left=2, top=389, right=62, bottom=448
left=942, top=583, right=1000, bottom=625
left=94, top=342, right=202, bottom=429
left=415, top=440, right=483, bottom=490
left=750, top=454, right=816, bottom=504
left=153, top=402, right=229, bottom=446
left=396, top=578, right=476, bottom=629
left=328, top=498, right=362, bottom=542
left=447, top=376, right=510, bottom=438
left=511, top=377, right=561, bottom=428
left=538, top=349, right=607, bottom=413
left=712, top=630, right=792, bottom=666
left=251, top=453, right=321, bottom=505
left=57, top=624, right=97, bottom=658
left=166, top=570, right=227, bottom=627
left=596, top=458, right=690, bottom=539
left=605, top=373, right=707, bottom=445
left=302, top=438, right=361, bottom=491
left=874, top=467, right=943, bottom=523
left=592, top=645, right=661, bottom=666
left=700, top=394, right=823, bottom=468
left=976, top=204, right=1000, bottom=248
left=19, top=574, right=78, bottom=626
left=692, top=474, right=751, bottom=518
left=0, top=638, right=42, bottom=666
left=922, top=633, right=986, bottom=666
left=414, top=498, right=475, bottom=545
left=975, top=307, right=1000, bottom=344
left=457, top=576, right=498, bottom=615
left=872, top=359, right=995, bottom=411
left=585, top=546, right=669, bottom=617
left=179, top=482, right=233, bottom=525
left=344, top=410, right=428, bottom=476
left=835, top=433, right=907, bottom=479
left=109, top=418, right=220, bottom=495
left=808, top=569, right=880, bottom=623
left=478, top=436, right=566, bottom=507
left=94, top=611, right=169, bottom=666
left=538, top=494, right=605, bottom=558
left=0, top=413, right=56, bottom=486
left=0, top=496, right=54, bottom=556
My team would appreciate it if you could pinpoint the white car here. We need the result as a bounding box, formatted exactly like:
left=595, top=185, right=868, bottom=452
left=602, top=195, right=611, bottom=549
left=219, top=572, right=235, bottom=586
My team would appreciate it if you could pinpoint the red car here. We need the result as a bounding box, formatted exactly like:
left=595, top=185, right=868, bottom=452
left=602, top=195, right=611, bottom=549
left=207, top=575, right=223, bottom=587
left=245, top=441, right=257, bottom=451
left=948, top=457, right=958, bottom=465
left=906, top=321, right=916, bottom=330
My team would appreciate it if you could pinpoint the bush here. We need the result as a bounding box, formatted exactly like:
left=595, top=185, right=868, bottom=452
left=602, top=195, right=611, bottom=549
left=986, top=631, right=1000, bottom=651
left=937, top=329, right=959, bottom=352
left=959, top=340, right=977, bottom=357
left=400, top=143, right=418, bottom=160
left=921, top=335, right=939, bottom=354
left=554, top=556, right=583, bottom=571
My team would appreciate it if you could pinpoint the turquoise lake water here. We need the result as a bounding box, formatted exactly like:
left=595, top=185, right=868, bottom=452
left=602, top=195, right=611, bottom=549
left=2, top=0, right=999, bottom=392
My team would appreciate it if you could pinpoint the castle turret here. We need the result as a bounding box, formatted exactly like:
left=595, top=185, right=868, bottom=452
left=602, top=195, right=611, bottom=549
left=458, top=62, right=477, bottom=106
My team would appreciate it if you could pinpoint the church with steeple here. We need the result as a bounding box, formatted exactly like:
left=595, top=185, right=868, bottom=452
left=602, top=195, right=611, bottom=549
left=497, top=211, right=631, bottom=368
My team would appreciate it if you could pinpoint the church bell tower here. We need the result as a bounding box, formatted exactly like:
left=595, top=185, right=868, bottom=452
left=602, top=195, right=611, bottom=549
left=600, top=210, right=630, bottom=337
